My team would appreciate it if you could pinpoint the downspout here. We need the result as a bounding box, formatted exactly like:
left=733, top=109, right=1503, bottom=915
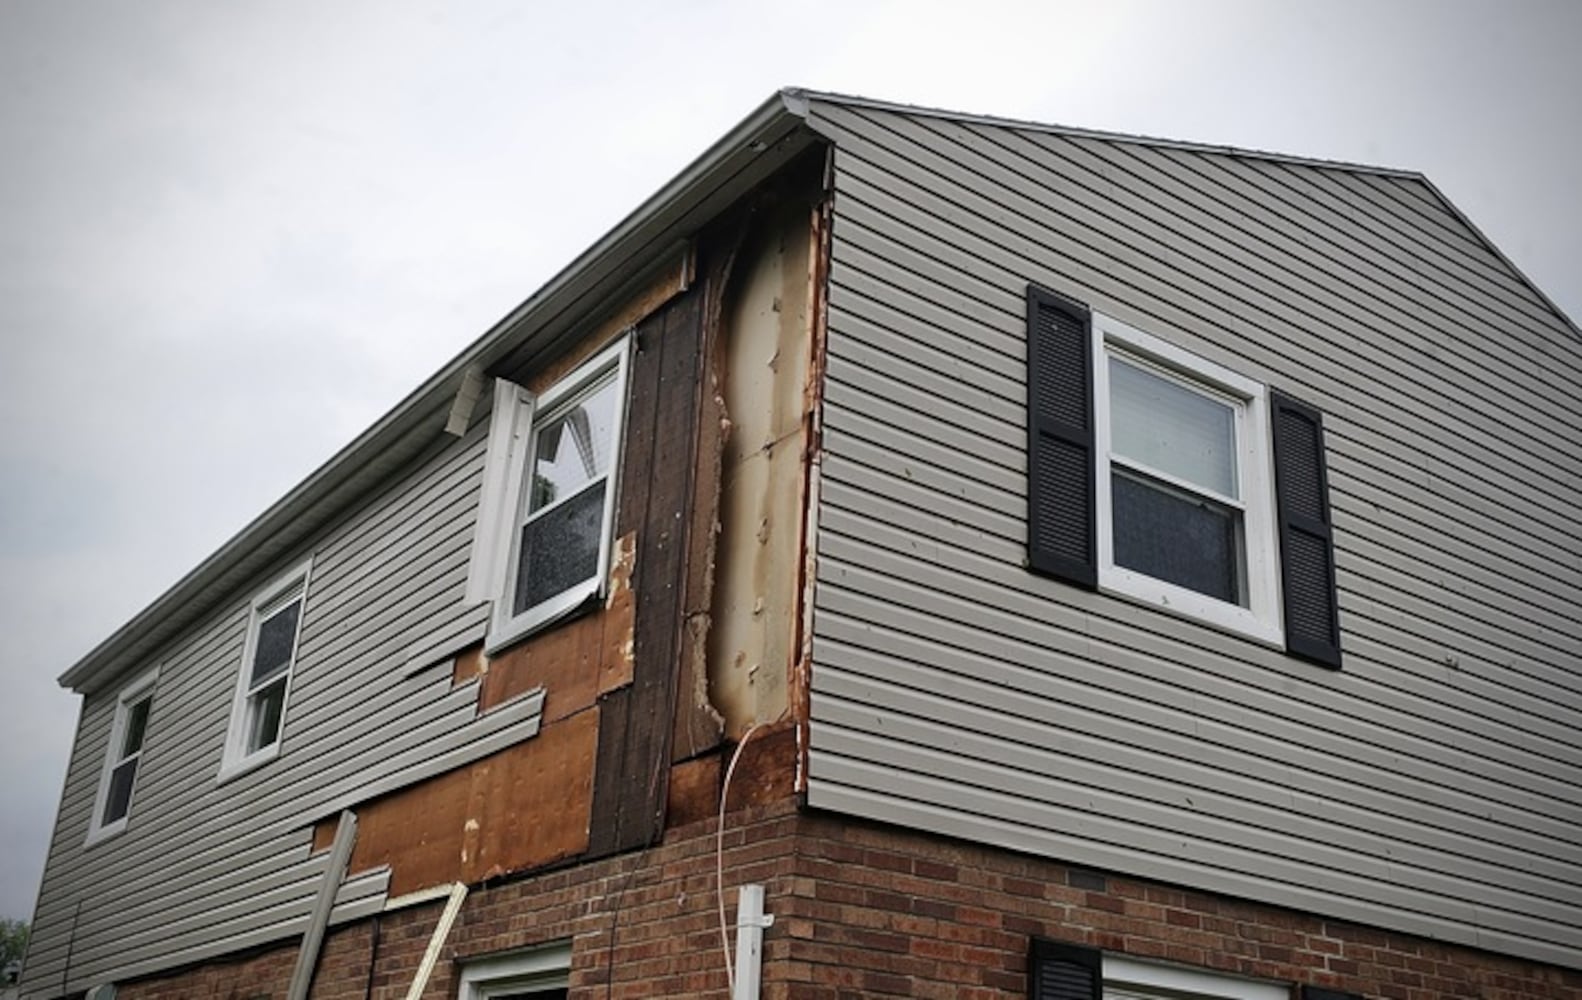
left=732, top=885, right=774, bottom=1000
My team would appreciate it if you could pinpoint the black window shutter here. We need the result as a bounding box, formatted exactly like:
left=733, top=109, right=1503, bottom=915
left=1026, top=285, right=1097, bottom=589
left=1028, top=939, right=1102, bottom=1000
left=1302, top=987, right=1364, bottom=1000
left=1271, top=391, right=1342, bottom=668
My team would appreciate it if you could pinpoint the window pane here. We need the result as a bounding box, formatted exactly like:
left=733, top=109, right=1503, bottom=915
left=121, top=697, right=151, bottom=758
left=247, top=676, right=288, bottom=752
left=104, top=758, right=138, bottom=824
left=1113, top=470, right=1242, bottom=605
left=514, top=480, right=606, bottom=615
left=251, top=598, right=302, bottom=686
left=528, top=378, right=618, bottom=515
left=1109, top=356, right=1237, bottom=498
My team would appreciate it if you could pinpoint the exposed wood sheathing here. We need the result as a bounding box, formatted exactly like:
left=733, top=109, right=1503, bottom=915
left=706, top=203, right=817, bottom=738
left=311, top=709, right=596, bottom=897
left=587, top=284, right=707, bottom=857
left=507, top=247, right=695, bottom=392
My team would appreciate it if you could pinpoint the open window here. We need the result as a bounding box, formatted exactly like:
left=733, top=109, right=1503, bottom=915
left=468, top=336, right=631, bottom=652
left=1026, top=285, right=1341, bottom=666
left=220, top=559, right=311, bottom=779
left=87, top=667, right=158, bottom=844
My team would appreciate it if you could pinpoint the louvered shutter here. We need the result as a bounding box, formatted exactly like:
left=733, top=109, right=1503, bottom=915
left=1029, top=939, right=1102, bottom=1000
left=1271, top=391, right=1342, bottom=668
left=1026, top=285, right=1097, bottom=588
left=1301, top=987, right=1364, bottom=1000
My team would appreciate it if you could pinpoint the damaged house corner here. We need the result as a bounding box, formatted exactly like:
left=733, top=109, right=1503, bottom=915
left=19, top=90, right=1582, bottom=1000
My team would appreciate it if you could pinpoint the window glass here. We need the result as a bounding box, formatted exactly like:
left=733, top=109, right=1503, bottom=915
left=1109, top=356, right=1237, bottom=498
left=1112, top=470, right=1242, bottom=604
left=528, top=377, right=618, bottom=514
left=248, top=676, right=289, bottom=753
left=251, top=599, right=301, bottom=684
left=515, top=480, right=607, bottom=614
left=122, top=697, right=150, bottom=757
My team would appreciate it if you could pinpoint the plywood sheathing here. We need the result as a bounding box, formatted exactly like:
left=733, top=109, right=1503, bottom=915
left=723, top=720, right=799, bottom=813
left=497, top=246, right=696, bottom=394
left=309, top=709, right=597, bottom=897
left=705, top=202, right=816, bottom=740
left=665, top=754, right=723, bottom=830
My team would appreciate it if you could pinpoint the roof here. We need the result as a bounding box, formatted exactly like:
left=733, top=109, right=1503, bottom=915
left=59, top=88, right=1578, bottom=693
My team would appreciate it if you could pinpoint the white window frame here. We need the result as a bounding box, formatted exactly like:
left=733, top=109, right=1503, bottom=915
left=457, top=941, right=572, bottom=998
left=468, top=335, right=632, bottom=653
left=1104, top=955, right=1288, bottom=1000
left=219, top=557, right=313, bottom=781
left=1091, top=313, right=1282, bottom=645
left=86, top=666, right=159, bottom=845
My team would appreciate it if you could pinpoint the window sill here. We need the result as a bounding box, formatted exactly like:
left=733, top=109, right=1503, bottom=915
left=1098, top=567, right=1283, bottom=649
left=217, top=742, right=281, bottom=786
left=83, top=819, right=129, bottom=849
left=484, top=579, right=602, bottom=657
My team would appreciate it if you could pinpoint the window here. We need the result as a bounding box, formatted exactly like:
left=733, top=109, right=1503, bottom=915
left=1092, top=312, right=1281, bottom=644
left=1102, top=955, right=1288, bottom=1000
left=457, top=942, right=571, bottom=999
left=87, top=667, right=158, bottom=843
left=1029, top=940, right=1352, bottom=1000
left=221, top=559, right=311, bottom=778
left=1026, top=285, right=1341, bottom=666
left=467, top=336, right=631, bottom=652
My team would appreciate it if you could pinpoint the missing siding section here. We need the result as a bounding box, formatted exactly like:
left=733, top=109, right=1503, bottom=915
left=704, top=199, right=818, bottom=740
left=587, top=283, right=707, bottom=857
left=310, top=711, right=597, bottom=896
left=451, top=644, right=486, bottom=687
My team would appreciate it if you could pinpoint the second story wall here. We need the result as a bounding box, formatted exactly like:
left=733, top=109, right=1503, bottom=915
left=800, top=97, right=1582, bottom=969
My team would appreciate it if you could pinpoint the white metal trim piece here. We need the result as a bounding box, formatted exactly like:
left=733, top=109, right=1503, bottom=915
left=407, top=883, right=469, bottom=1000
left=464, top=379, right=534, bottom=607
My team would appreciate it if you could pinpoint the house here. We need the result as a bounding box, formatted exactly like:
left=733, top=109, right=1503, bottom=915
left=20, top=90, right=1582, bottom=1000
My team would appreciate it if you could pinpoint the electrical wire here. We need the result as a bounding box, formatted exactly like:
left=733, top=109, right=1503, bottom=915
left=716, top=722, right=765, bottom=995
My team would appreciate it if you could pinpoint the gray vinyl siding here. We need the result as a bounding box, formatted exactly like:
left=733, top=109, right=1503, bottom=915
left=23, top=421, right=539, bottom=996
left=802, top=99, right=1582, bottom=969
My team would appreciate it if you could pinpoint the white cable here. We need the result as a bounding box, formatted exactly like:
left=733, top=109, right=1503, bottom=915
left=717, top=722, right=765, bottom=994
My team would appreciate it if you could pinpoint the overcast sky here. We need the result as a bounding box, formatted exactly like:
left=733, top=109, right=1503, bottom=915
left=1, top=0, right=1577, bottom=923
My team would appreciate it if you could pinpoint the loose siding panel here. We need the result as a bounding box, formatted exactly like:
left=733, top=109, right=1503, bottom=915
left=23, top=421, right=543, bottom=994
left=804, top=99, right=1582, bottom=969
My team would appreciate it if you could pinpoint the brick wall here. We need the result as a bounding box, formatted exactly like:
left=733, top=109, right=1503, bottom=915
left=117, top=798, right=1581, bottom=1000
